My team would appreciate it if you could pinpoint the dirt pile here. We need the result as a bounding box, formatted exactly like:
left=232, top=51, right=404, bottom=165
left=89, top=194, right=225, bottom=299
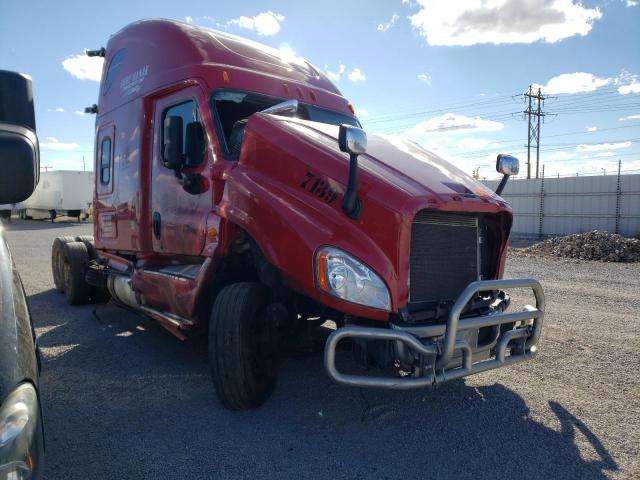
left=513, top=231, right=640, bottom=262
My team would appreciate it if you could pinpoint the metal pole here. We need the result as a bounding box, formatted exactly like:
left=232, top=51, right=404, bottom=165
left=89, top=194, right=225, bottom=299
left=526, top=86, right=532, bottom=179
left=538, top=165, right=545, bottom=239
left=536, top=88, right=541, bottom=179
left=615, top=160, right=622, bottom=234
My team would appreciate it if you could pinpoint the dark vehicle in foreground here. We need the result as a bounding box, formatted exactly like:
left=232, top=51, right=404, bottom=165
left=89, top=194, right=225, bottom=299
left=0, top=70, right=44, bottom=479
left=53, top=19, right=544, bottom=410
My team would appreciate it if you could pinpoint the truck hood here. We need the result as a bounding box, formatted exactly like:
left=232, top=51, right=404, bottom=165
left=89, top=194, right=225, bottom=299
left=277, top=116, right=499, bottom=201
left=228, top=114, right=512, bottom=320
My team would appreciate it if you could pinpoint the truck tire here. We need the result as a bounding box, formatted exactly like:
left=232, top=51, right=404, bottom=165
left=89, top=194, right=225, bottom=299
left=62, top=242, right=91, bottom=305
left=208, top=282, right=276, bottom=410
left=52, top=236, right=77, bottom=292
left=75, top=235, right=96, bottom=259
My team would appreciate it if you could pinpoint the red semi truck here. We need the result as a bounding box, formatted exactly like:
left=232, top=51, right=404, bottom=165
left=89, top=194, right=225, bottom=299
left=52, top=19, right=544, bottom=410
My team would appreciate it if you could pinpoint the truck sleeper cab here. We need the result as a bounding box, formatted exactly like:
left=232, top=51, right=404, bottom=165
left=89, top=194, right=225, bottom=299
left=51, top=19, right=544, bottom=410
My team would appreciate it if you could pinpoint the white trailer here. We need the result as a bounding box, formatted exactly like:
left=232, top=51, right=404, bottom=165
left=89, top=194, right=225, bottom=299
left=20, top=170, right=94, bottom=221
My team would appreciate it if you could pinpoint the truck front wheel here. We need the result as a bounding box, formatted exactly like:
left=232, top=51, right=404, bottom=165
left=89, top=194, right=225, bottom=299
left=208, top=282, right=277, bottom=410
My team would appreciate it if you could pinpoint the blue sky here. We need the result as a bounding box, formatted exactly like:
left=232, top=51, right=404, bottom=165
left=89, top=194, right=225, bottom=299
left=1, top=0, right=638, bottom=179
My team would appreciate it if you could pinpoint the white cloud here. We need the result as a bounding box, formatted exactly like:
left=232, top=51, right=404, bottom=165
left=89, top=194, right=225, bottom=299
left=576, top=141, right=632, bottom=152
left=377, top=12, right=400, bottom=32
left=457, top=137, right=490, bottom=149
left=62, top=54, right=104, bottom=82
left=277, top=44, right=305, bottom=64
left=40, top=137, right=81, bottom=151
left=613, top=70, right=640, bottom=94
left=625, top=1, right=638, bottom=7
left=534, top=72, right=611, bottom=94
left=586, top=126, right=597, bottom=132
left=407, top=113, right=504, bottom=135
left=409, top=0, right=602, bottom=46
left=348, top=68, right=366, bottom=82
left=593, top=152, right=616, bottom=157
left=357, top=107, right=369, bottom=117
left=325, top=63, right=345, bottom=81
left=619, top=114, right=640, bottom=121
left=227, top=11, right=285, bottom=36
left=185, top=16, right=193, bottom=24
left=55, top=107, right=64, bottom=112
left=547, top=151, right=575, bottom=161
left=619, top=83, right=640, bottom=94
left=74, top=110, right=86, bottom=116
left=417, top=73, right=431, bottom=85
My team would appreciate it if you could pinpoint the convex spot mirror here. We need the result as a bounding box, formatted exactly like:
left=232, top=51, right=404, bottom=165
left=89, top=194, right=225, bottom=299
left=338, top=124, right=367, bottom=156
left=496, top=153, right=519, bottom=176
left=0, top=70, right=39, bottom=204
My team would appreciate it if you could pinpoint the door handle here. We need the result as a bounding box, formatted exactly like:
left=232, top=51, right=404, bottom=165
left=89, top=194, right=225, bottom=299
left=152, top=211, right=161, bottom=240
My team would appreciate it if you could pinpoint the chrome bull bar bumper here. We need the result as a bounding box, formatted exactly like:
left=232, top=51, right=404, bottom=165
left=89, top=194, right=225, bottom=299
left=324, top=278, right=544, bottom=389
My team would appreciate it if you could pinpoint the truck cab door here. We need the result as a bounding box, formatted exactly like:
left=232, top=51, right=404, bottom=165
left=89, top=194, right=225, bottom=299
left=151, top=86, right=211, bottom=256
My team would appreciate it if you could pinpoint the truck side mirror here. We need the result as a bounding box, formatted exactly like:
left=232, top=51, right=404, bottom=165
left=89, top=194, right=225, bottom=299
left=495, top=154, right=520, bottom=196
left=0, top=70, right=39, bottom=204
left=338, top=124, right=367, bottom=219
left=163, top=115, right=183, bottom=170
left=184, top=121, right=204, bottom=167
left=338, top=125, right=367, bottom=155
left=496, top=154, right=519, bottom=176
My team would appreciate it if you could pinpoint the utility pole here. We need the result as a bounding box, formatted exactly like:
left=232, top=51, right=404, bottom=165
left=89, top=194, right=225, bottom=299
left=82, top=155, right=86, bottom=171
left=523, top=86, right=550, bottom=179
left=526, top=88, right=532, bottom=179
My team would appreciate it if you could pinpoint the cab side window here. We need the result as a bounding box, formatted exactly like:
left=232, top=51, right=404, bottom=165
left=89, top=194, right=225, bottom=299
left=100, top=137, right=112, bottom=185
left=161, top=100, right=204, bottom=168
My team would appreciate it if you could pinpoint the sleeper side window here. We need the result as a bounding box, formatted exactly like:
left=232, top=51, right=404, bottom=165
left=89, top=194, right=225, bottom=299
left=103, top=49, right=125, bottom=96
left=100, top=137, right=112, bottom=185
left=161, top=100, right=204, bottom=168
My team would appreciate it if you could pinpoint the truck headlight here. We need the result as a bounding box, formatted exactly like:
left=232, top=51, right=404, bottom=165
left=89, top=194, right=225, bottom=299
left=0, top=383, right=42, bottom=480
left=316, top=247, right=391, bottom=311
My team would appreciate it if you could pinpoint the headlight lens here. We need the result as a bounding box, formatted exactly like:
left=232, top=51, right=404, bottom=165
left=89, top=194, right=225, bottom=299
left=316, top=247, right=391, bottom=311
left=0, top=383, right=42, bottom=480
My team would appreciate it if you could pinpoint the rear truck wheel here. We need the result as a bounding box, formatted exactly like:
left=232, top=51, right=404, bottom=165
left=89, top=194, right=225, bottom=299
left=75, top=235, right=96, bottom=259
left=62, top=242, right=91, bottom=305
left=52, top=236, right=77, bottom=292
left=208, top=282, right=277, bottom=410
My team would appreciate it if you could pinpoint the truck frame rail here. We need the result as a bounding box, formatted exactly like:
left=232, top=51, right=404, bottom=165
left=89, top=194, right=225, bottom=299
left=324, top=278, right=544, bottom=389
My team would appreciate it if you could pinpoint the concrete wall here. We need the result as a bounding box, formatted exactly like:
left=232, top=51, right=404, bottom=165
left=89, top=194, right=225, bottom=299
left=482, top=174, right=640, bottom=237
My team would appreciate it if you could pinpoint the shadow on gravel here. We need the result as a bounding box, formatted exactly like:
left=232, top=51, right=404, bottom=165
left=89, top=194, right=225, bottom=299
left=31, top=297, right=618, bottom=480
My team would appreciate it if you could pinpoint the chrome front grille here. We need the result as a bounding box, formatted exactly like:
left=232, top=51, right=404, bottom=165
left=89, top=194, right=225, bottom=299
left=409, top=210, right=479, bottom=304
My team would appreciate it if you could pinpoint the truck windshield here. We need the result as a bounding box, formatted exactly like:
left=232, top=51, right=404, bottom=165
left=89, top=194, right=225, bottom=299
left=210, top=90, right=360, bottom=158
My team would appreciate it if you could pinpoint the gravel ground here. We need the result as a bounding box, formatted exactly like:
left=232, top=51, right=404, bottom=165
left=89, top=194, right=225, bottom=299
left=3, top=219, right=639, bottom=480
